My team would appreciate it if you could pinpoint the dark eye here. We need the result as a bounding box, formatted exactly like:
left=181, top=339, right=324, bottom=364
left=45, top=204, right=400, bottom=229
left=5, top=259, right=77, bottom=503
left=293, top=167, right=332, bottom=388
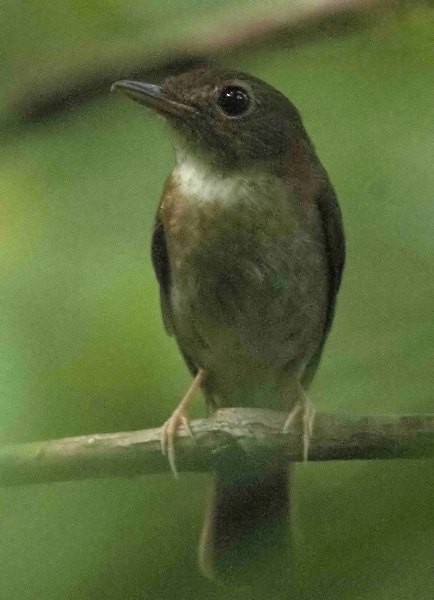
left=217, top=85, right=251, bottom=117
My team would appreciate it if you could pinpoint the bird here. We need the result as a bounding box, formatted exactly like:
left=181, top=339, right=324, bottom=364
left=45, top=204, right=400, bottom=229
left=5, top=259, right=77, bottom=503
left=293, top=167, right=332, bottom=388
left=112, top=67, right=345, bottom=586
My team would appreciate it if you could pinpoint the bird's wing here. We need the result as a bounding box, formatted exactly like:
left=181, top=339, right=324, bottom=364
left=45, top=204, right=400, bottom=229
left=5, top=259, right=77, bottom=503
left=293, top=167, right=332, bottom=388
left=151, top=213, right=199, bottom=376
left=302, top=183, right=346, bottom=387
left=151, top=215, right=174, bottom=336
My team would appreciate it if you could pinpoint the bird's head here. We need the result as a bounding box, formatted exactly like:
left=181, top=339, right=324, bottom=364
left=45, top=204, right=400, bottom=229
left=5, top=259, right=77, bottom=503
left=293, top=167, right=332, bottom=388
left=112, top=67, right=310, bottom=174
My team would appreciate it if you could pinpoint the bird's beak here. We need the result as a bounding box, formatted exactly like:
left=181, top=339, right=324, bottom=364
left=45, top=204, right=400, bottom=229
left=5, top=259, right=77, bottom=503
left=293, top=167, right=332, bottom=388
left=111, top=80, right=196, bottom=118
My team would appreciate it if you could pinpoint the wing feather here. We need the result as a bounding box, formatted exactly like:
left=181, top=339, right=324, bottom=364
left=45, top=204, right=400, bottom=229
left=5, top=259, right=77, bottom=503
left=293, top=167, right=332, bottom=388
left=151, top=216, right=174, bottom=336
left=302, top=183, right=345, bottom=387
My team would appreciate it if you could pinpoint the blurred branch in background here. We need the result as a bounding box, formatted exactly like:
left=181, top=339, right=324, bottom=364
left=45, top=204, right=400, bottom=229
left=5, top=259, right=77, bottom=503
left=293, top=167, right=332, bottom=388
left=7, top=0, right=406, bottom=122
left=1, top=409, right=433, bottom=487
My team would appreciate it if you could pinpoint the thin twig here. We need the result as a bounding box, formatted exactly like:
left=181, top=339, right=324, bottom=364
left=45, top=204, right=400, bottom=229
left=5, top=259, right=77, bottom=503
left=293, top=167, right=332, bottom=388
left=1, top=409, right=433, bottom=487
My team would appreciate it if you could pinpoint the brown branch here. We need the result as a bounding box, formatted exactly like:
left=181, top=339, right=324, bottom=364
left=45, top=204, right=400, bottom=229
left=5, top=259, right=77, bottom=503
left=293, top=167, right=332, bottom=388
left=1, top=409, right=433, bottom=487
left=8, top=0, right=398, bottom=122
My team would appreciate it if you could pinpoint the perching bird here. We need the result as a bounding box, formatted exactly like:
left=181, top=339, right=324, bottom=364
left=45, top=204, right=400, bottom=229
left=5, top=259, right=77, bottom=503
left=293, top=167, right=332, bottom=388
left=112, top=68, right=345, bottom=586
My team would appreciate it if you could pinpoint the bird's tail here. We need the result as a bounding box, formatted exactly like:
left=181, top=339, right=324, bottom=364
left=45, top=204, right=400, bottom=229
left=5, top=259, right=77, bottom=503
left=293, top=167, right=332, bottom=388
left=198, top=463, right=292, bottom=589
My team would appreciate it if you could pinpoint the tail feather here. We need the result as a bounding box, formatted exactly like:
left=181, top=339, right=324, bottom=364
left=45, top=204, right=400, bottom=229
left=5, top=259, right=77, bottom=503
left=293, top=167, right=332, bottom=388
left=199, top=465, right=292, bottom=588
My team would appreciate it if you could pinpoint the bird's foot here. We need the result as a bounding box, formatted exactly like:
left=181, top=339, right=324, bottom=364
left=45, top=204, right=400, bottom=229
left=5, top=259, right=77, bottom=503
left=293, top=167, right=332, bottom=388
left=283, top=394, right=316, bottom=462
left=161, top=408, right=193, bottom=478
left=160, top=368, right=206, bottom=477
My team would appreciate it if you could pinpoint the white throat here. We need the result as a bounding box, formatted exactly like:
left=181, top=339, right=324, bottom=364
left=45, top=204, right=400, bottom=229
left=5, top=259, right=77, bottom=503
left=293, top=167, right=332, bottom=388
left=173, top=155, right=244, bottom=204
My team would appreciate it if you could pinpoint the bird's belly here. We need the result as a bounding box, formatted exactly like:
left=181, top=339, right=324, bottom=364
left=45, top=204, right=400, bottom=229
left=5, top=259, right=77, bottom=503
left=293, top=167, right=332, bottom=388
left=167, top=200, right=328, bottom=405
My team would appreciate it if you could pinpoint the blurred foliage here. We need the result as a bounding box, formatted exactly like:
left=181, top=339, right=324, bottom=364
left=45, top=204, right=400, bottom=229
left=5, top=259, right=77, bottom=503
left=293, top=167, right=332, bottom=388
left=0, top=1, right=433, bottom=599
left=3, top=0, right=370, bottom=121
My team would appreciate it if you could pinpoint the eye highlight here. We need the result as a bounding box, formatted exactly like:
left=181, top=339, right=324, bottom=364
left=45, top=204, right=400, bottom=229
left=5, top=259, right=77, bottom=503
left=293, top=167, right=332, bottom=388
left=217, top=85, right=251, bottom=117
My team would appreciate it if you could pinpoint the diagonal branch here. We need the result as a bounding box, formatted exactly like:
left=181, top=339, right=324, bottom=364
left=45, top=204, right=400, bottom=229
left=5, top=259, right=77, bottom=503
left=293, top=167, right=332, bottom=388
left=10, top=0, right=397, bottom=122
left=1, top=409, right=433, bottom=488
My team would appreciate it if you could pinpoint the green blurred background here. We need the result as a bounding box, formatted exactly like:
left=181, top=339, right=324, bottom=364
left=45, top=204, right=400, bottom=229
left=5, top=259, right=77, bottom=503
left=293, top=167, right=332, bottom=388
left=1, top=1, right=433, bottom=599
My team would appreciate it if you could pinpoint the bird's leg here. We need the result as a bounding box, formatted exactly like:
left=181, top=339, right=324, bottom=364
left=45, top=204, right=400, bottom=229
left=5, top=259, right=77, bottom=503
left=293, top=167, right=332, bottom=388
left=161, top=368, right=206, bottom=477
left=283, top=385, right=316, bottom=462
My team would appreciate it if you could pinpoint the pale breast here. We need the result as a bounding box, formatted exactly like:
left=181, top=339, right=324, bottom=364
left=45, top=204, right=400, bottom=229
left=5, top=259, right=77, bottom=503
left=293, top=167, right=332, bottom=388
left=159, top=159, right=328, bottom=390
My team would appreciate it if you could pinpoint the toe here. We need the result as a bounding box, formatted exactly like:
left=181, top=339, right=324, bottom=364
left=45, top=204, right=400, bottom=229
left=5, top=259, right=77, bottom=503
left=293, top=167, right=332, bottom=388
left=181, top=416, right=194, bottom=439
left=160, top=411, right=191, bottom=478
left=282, top=403, right=302, bottom=433
left=167, top=427, right=179, bottom=479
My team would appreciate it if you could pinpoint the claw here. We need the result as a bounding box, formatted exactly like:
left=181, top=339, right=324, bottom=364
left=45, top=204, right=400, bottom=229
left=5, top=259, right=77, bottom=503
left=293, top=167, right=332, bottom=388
left=159, top=368, right=206, bottom=478
left=282, top=403, right=303, bottom=433
left=302, top=399, right=316, bottom=462
left=283, top=391, right=316, bottom=462
left=182, top=415, right=194, bottom=439
left=160, top=410, right=194, bottom=477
